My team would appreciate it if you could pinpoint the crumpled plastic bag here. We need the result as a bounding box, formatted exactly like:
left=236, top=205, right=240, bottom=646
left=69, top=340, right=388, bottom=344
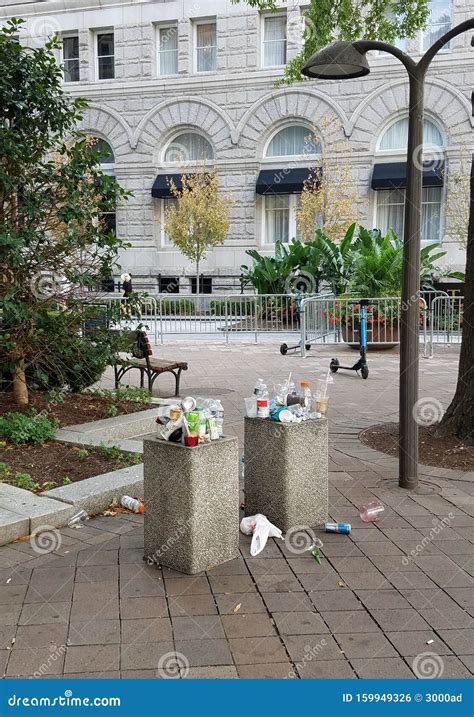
left=240, top=514, right=283, bottom=556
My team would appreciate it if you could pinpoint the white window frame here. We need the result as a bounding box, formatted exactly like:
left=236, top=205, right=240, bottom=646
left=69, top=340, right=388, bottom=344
left=421, top=0, right=452, bottom=52
left=61, top=33, right=80, bottom=83
left=95, top=29, right=115, bottom=81
left=263, top=123, right=322, bottom=161
left=376, top=116, right=445, bottom=156
left=374, top=185, right=444, bottom=244
left=157, top=23, right=179, bottom=76
left=162, top=130, right=214, bottom=165
left=193, top=19, right=217, bottom=74
left=261, top=12, right=287, bottom=68
left=262, top=194, right=300, bottom=245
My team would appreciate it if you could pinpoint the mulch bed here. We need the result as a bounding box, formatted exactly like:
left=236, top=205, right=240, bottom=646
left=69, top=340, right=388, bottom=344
left=0, top=391, right=152, bottom=427
left=0, top=441, right=140, bottom=490
left=360, top=423, right=474, bottom=470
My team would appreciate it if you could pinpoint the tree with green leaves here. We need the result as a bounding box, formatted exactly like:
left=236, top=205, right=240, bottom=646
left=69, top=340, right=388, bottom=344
left=235, top=0, right=430, bottom=85
left=0, top=19, right=129, bottom=405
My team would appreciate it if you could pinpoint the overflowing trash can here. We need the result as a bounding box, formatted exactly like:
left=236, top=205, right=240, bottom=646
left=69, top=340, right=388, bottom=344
left=143, top=434, right=239, bottom=574
left=244, top=416, right=328, bottom=532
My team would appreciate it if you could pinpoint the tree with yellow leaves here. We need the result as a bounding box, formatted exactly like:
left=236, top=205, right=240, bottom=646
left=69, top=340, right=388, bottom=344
left=296, top=143, right=364, bottom=242
left=164, top=169, right=233, bottom=292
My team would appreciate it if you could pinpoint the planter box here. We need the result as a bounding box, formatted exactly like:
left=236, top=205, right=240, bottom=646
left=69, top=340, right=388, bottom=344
left=342, top=323, right=399, bottom=350
left=144, top=436, right=239, bottom=574
left=244, top=417, right=328, bottom=532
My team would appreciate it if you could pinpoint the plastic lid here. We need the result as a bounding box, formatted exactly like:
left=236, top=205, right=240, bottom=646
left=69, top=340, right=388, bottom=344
left=300, top=381, right=311, bottom=387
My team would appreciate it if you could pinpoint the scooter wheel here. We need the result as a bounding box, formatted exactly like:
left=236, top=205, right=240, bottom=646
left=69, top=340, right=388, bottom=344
left=280, top=344, right=288, bottom=355
left=305, top=344, right=311, bottom=351
left=330, top=358, right=339, bottom=373
left=361, top=365, right=369, bottom=379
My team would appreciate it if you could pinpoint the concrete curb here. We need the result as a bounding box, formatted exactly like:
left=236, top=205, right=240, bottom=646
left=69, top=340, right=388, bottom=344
left=43, top=463, right=144, bottom=514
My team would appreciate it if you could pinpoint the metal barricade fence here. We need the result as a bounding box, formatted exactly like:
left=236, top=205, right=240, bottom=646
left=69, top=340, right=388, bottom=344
left=428, top=295, right=464, bottom=356
left=300, top=296, right=429, bottom=358
left=82, top=295, right=159, bottom=344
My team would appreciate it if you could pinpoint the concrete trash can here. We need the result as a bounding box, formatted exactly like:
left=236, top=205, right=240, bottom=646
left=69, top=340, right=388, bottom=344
left=144, top=436, right=239, bottom=574
left=244, top=417, right=328, bottom=532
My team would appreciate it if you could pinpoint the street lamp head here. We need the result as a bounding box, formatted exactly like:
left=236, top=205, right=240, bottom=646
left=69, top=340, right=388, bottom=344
left=301, top=40, right=370, bottom=80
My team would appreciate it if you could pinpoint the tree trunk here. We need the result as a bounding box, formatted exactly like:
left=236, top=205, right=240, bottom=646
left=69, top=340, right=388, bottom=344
left=13, top=360, right=28, bottom=406
left=436, top=156, right=474, bottom=442
left=196, top=260, right=200, bottom=296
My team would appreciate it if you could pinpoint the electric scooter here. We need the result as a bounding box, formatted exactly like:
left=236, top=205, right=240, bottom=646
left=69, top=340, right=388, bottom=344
left=329, top=299, right=369, bottom=379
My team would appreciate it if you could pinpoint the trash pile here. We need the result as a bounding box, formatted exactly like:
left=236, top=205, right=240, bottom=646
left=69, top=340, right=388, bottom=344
left=156, top=396, right=225, bottom=447
left=244, top=372, right=333, bottom=422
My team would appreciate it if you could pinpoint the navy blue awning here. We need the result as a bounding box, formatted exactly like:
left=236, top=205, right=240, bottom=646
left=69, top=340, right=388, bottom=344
left=371, top=161, right=444, bottom=190
left=151, top=174, right=190, bottom=198
left=256, top=167, right=316, bottom=195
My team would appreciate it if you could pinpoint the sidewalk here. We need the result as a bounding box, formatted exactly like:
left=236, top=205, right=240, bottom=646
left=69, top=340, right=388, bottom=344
left=0, top=343, right=472, bottom=679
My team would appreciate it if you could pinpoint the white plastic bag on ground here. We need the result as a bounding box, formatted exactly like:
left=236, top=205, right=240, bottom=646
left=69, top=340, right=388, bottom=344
left=240, top=514, right=283, bottom=556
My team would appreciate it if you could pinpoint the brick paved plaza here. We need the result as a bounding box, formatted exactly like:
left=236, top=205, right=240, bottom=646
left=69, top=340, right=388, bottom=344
left=0, top=343, right=472, bottom=679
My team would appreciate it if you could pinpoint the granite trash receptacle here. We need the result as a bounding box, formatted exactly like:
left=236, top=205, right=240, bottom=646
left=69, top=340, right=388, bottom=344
left=244, top=417, right=328, bottom=532
left=144, top=435, right=239, bottom=574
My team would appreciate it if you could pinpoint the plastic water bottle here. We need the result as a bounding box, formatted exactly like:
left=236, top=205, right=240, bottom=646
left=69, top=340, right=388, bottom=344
left=253, top=378, right=267, bottom=398
left=300, top=381, right=312, bottom=414
left=121, top=496, right=144, bottom=514
left=214, top=399, right=224, bottom=437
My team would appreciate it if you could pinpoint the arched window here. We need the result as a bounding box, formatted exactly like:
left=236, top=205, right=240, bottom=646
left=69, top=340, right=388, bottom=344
left=164, top=132, right=214, bottom=162
left=265, top=125, right=321, bottom=158
left=378, top=118, right=444, bottom=152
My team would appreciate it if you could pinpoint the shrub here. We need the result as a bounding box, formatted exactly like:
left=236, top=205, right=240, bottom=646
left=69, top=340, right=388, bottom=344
left=0, top=411, right=59, bottom=445
left=13, top=472, right=39, bottom=491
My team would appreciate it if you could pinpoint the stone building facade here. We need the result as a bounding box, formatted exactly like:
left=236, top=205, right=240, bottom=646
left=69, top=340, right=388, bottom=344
left=3, top=0, right=473, bottom=292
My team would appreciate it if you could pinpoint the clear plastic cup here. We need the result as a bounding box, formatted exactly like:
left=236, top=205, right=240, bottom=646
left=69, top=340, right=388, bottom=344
left=244, top=397, right=257, bottom=417
left=359, top=500, right=385, bottom=523
left=316, top=396, right=329, bottom=414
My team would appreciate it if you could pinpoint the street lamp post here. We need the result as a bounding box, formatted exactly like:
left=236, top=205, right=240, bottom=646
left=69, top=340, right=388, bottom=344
left=302, top=20, right=474, bottom=490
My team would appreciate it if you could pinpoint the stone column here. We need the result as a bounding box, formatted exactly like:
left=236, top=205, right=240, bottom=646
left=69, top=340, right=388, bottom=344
left=244, top=417, right=328, bottom=532
left=144, top=436, right=239, bottom=574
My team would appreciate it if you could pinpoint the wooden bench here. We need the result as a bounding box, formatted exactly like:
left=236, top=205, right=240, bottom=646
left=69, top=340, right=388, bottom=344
left=114, top=330, right=188, bottom=396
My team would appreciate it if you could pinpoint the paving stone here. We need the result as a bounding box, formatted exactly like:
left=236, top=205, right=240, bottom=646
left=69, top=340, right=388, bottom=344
left=0, top=649, right=7, bottom=675
left=64, top=644, right=120, bottom=674
left=70, top=597, right=119, bottom=622
left=24, top=581, right=74, bottom=604
left=19, top=602, right=70, bottom=626
left=208, top=575, right=256, bottom=594
left=437, top=629, right=474, bottom=654
left=76, top=549, right=119, bottom=566
left=14, top=624, right=68, bottom=649
left=73, top=580, right=118, bottom=601
left=7, top=646, right=66, bottom=677
left=245, top=559, right=294, bottom=576
left=272, top=611, right=329, bottom=636
left=166, top=577, right=212, bottom=596
left=351, top=657, right=414, bottom=678
left=368, top=608, right=430, bottom=631
left=417, top=606, right=472, bottom=629
left=237, top=663, right=294, bottom=678
left=229, top=636, right=288, bottom=665
left=388, top=572, right=438, bottom=589
left=221, top=614, right=276, bottom=638
left=418, top=656, right=471, bottom=678
left=121, top=618, right=172, bottom=643
left=309, top=589, right=363, bottom=612
left=283, top=634, right=344, bottom=662
left=399, top=588, right=464, bottom=611
left=171, top=615, right=225, bottom=641
left=207, top=558, right=249, bottom=576
left=428, top=570, right=474, bottom=589
left=0, top=584, right=28, bottom=604
left=335, top=632, right=398, bottom=658
left=296, top=659, right=357, bottom=679
left=121, top=670, right=158, bottom=678
left=445, top=587, right=474, bottom=608
left=321, top=610, right=380, bottom=634
left=174, top=638, right=233, bottom=667
left=329, top=557, right=377, bottom=573
left=182, top=666, right=238, bottom=678
left=386, top=631, right=453, bottom=657
left=459, top=655, right=474, bottom=673
left=75, top=565, right=119, bottom=583
left=120, top=576, right=165, bottom=598
left=168, top=594, right=218, bottom=616
left=121, top=641, right=174, bottom=671
left=355, top=589, right=412, bottom=610
left=67, top=620, right=120, bottom=646
left=120, top=597, right=168, bottom=619
left=261, top=592, right=313, bottom=613
left=215, top=592, right=267, bottom=615
left=65, top=671, right=121, bottom=678
left=336, top=572, right=390, bottom=590
left=254, top=574, right=303, bottom=593
left=298, top=570, right=345, bottom=591
left=0, top=625, right=15, bottom=649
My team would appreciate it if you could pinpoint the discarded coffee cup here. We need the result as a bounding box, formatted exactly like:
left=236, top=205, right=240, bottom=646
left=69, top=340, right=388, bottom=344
left=359, top=500, right=385, bottom=523
left=244, top=396, right=257, bottom=417
left=182, top=396, right=196, bottom=411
